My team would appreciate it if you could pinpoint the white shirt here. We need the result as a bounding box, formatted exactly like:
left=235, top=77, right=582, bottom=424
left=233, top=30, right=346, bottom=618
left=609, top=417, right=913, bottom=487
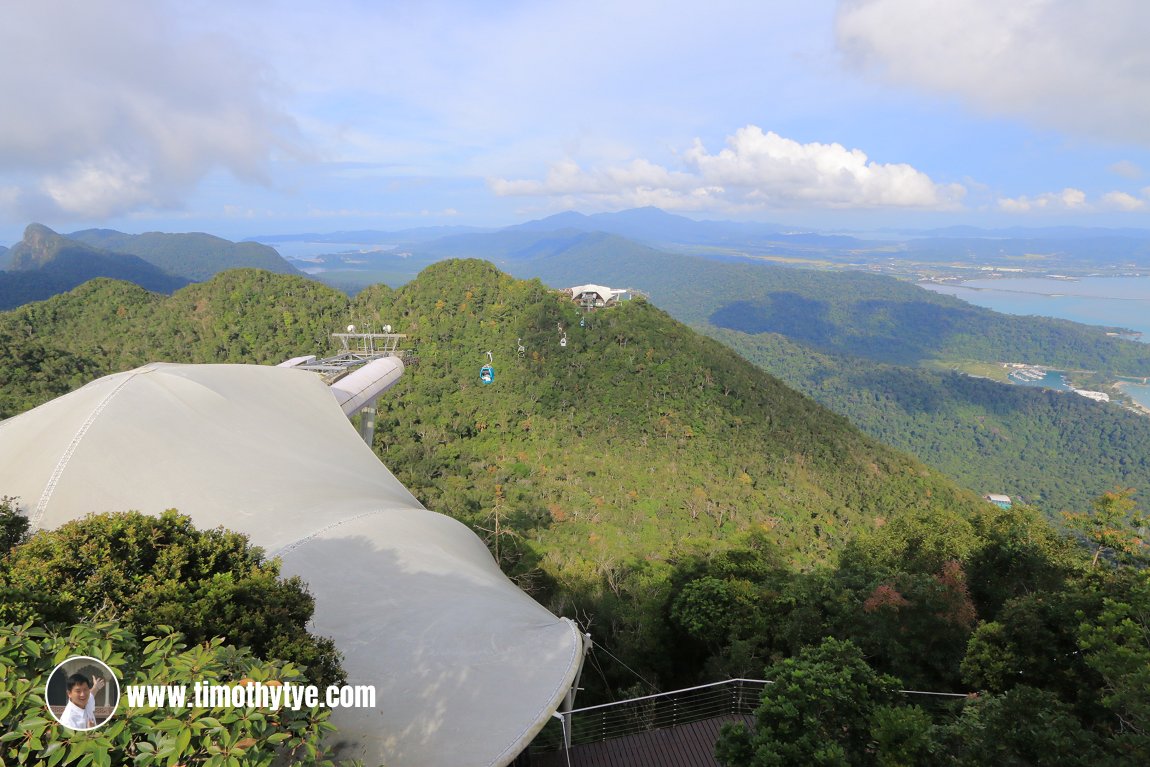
left=59, top=699, right=95, bottom=730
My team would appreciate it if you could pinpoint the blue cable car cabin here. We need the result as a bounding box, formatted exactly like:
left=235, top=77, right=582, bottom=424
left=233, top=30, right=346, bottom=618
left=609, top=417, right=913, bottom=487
left=480, top=364, right=494, bottom=384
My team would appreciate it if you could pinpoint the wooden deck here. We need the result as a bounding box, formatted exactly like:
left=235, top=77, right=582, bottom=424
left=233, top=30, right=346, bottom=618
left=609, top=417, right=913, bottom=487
left=529, top=714, right=754, bottom=767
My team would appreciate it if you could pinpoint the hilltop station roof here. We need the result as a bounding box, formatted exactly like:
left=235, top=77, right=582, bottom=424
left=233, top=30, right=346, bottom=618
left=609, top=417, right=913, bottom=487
left=565, top=284, right=637, bottom=304
left=0, top=362, right=584, bottom=767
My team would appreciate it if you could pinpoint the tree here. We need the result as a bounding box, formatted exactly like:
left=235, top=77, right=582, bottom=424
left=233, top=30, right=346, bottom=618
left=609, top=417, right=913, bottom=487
left=0, top=496, right=29, bottom=555
left=1064, top=488, right=1148, bottom=567
left=941, top=686, right=1101, bottom=767
left=869, top=704, right=938, bottom=767
left=0, top=620, right=358, bottom=767
left=1078, top=569, right=1150, bottom=759
left=0, top=510, right=343, bottom=688
left=960, top=590, right=1103, bottom=712
left=669, top=576, right=760, bottom=653
left=715, top=637, right=901, bottom=766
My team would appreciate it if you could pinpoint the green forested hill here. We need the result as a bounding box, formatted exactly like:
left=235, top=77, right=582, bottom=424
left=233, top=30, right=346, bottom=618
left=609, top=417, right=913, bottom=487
left=0, top=262, right=984, bottom=564
left=496, top=241, right=1150, bottom=516
left=0, top=270, right=347, bottom=407
left=505, top=235, right=1150, bottom=375
left=0, top=225, right=301, bottom=312
left=0, top=262, right=993, bottom=683
left=0, top=224, right=188, bottom=309
left=68, top=228, right=301, bottom=281
left=709, top=328, right=1150, bottom=514
left=347, top=260, right=988, bottom=563
left=2, top=263, right=1147, bottom=760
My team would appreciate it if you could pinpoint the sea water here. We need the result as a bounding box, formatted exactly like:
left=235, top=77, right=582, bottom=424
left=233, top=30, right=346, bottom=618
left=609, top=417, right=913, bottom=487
left=920, top=275, right=1150, bottom=340
left=1119, top=382, right=1150, bottom=412
left=1009, top=369, right=1073, bottom=391
left=920, top=275, right=1150, bottom=410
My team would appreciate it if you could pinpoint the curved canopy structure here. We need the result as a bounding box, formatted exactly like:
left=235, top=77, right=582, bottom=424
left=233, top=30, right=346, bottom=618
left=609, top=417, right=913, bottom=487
left=0, top=362, right=583, bottom=767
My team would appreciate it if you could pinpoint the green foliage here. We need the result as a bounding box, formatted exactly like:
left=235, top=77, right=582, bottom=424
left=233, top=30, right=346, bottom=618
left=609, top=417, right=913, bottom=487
left=0, top=330, right=103, bottom=419
left=0, top=270, right=350, bottom=383
left=67, top=229, right=300, bottom=282
left=0, top=225, right=187, bottom=309
left=869, top=704, right=938, bottom=767
left=957, top=565, right=1150, bottom=761
left=1064, top=487, right=1149, bottom=567
left=0, top=496, right=29, bottom=555
left=513, top=242, right=1150, bottom=517
left=0, top=509, right=343, bottom=689
left=0, top=620, right=358, bottom=767
left=670, top=576, right=761, bottom=652
left=710, top=328, right=1150, bottom=517
left=714, top=637, right=901, bottom=767
left=940, top=686, right=1102, bottom=767
left=960, top=591, right=1102, bottom=709
left=1077, top=569, right=1150, bottom=757
left=963, top=502, right=1082, bottom=616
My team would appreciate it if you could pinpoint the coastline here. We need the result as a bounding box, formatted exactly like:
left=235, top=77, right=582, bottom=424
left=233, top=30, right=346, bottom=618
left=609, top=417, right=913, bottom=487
left=1114, top=381, right=1150, bottom=417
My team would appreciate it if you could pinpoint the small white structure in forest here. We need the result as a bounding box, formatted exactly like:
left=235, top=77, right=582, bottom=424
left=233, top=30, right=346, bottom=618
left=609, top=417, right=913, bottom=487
left=565, top=284, right=639, bottom=308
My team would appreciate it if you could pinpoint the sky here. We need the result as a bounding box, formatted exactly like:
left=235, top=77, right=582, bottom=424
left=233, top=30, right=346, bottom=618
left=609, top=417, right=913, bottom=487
left=2, top=0, right=1150, bottom=244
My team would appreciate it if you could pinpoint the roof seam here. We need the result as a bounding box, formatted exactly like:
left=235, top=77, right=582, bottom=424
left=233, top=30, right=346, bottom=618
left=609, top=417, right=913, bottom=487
left=271, top=509, right=384, bottom=558
left=31, top=365, right=157, bottom=528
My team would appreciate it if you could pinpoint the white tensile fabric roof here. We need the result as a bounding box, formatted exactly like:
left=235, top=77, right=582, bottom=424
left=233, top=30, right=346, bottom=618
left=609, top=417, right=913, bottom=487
left=566, top=284, right=630, bottom=302
left=0, top=362, right=583, bottom=767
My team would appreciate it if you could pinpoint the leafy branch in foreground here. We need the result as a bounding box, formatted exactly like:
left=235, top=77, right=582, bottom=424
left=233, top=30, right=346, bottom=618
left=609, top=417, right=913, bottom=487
left=0, top=508, right=344, bottom=689
left=0, top=620, right=363, bottom=767
left=1064, top=488, right=1148, bottom=567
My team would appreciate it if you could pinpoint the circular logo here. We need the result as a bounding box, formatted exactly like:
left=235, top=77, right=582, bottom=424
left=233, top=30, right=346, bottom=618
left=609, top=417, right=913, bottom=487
left=45, top=656, right=120, bottom=731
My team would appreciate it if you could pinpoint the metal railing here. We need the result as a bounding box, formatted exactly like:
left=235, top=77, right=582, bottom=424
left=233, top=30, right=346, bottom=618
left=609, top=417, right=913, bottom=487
left=530, top=678, right=971, bottom=754
left=532, top=678, right=767, bottom=752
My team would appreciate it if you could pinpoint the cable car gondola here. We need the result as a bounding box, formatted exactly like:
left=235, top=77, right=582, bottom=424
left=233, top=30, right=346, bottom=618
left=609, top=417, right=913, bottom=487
left=480, top=351, right=494, bottom=385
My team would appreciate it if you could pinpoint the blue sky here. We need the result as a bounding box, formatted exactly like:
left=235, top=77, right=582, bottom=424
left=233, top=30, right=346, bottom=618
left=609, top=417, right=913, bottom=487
left=2, top=0, right=1149, bottom=243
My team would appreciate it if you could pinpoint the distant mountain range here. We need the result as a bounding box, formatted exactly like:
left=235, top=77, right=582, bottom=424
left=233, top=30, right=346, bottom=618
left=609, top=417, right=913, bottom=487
left=69, top=228, right=299, bottom=282
left=0, top=224, right=189, bottom=309
left=0, top=224, right=300, bottom=310
left=254, top=207, right=1150, bottom=275
left=5, top=208, right=1150, bottom=513
left=242, top=208, right=1150, bottom=513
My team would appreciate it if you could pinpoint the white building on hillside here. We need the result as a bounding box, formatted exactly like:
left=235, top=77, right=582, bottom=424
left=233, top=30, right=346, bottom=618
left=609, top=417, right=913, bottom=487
left=565, top=284, right=641, bottom=308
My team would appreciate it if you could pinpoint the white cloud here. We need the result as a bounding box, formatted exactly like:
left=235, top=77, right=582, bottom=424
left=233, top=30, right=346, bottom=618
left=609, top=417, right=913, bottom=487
left=490, top=126, right=965, bottom=214
left=1109, top=160, right=1143, bottom=179
left=836, top=0, right=1150, bottom=146
left=491, top=159, right=698, bottom=198
left=998, top=187, right=1150, bottom=213
left=0, top=0, right=296, bottom=223
left=40, top=155, right=156, bottom=218
left=998, top=188, right=1089, bottom=212
left=1100, top=191, right=1146, bottom=211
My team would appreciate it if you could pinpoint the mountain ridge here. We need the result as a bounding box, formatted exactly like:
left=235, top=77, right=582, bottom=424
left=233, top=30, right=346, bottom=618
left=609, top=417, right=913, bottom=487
left=0, top=224, right=188, bottom=309
left=0, top=261, right=987, bottom=569
left=67, top=227, right=301, bottom=281
left=0, top=249, right=1144, bottom=759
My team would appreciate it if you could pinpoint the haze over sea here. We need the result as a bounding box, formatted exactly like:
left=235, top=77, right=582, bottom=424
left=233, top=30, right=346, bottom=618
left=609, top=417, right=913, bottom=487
left=921, top=275, right=1150, bottom=410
